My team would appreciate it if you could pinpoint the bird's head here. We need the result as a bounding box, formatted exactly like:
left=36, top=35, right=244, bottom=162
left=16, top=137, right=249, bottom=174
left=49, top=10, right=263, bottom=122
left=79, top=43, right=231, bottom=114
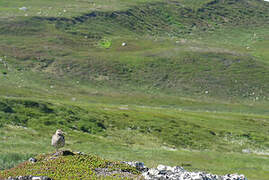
left=56, top=129, right=64, bottom=135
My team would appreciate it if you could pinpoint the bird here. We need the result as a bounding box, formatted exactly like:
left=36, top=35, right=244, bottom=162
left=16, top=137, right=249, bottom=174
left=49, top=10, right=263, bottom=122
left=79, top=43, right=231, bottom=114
left=51, top=129, right=65, bottom=152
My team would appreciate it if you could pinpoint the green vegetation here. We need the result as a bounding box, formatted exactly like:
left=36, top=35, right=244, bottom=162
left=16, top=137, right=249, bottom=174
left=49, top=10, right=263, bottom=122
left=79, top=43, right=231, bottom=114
left=0, top=151, right=139, bottom=179
left=0, top=153, right=34, bottom=170
left=99, top=39, right=112, bottom=49
left=0, top=0, right=269, bottom=179
left=0, top=98, right=268, bottom=152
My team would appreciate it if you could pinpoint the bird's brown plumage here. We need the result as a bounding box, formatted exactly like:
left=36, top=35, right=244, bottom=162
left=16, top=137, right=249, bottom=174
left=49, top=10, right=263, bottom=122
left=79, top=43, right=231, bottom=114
left=51, top=129, right=65, bottom=152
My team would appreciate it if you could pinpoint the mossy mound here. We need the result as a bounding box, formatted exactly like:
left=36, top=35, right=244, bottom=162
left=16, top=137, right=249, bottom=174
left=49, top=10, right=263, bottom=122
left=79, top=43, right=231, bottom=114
left=0, top=151, right=140, bottom=180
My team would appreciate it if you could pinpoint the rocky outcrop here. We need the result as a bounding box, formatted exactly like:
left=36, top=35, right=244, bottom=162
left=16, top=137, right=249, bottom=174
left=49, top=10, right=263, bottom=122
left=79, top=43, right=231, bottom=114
left=122, top=162, right=247, bottom=180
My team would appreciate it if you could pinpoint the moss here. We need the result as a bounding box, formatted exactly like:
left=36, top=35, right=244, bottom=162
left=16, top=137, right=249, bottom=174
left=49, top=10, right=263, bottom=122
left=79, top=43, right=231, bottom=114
left=0, top=151, right=139, bottom=180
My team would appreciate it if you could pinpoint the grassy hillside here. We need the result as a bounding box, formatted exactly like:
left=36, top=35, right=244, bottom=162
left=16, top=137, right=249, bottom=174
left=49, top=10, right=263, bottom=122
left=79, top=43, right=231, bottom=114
left=0, top=0, right=269, bottom=179
left=0, top=0, right=269, bottom=100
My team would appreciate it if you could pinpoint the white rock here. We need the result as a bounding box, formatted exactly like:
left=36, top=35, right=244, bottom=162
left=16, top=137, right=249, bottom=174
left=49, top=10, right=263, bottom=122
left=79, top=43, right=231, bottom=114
left=157, top=164, right=167, bottom=171
left=28, top=157, right=37, bottom=163
left=142, top=172, right=151, bottom=180
left=166, top=166, right=173, bottom=172
left=141, top=164, right=246, bottom=180
left=122, top=42, right=127, bottom=46
left=19, top=7, right=28, bottom=11
left=32, top=177, right=42, bottom=180
left=155, top=174, right=166, bottom=179
left=171, top=166, right=184, bottom=173
left=148, top=168, right=159, bottom=176
left=191, top=173, right=203, bottom=180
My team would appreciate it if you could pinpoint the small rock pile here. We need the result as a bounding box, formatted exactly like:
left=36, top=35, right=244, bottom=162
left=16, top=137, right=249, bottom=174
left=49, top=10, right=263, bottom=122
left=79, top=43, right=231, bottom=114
left=122, top=162, right=247, bottom=180
left=121, top=161, right=149, bottom=172
left=7, top=176, right=51, bottom=180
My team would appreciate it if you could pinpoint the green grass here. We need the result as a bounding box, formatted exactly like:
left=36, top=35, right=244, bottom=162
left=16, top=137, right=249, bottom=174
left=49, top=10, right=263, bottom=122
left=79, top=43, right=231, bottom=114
left=0, top=124, right=269, bottom=179
left=0, top=0, right=268, bottom=101
left=0, top=0, right=269, bottom=179
left=0, top=98, right=268, bottom=179
left=0, top=0, right=163, bottom=18
left=0, top=153, right=34, bottom=170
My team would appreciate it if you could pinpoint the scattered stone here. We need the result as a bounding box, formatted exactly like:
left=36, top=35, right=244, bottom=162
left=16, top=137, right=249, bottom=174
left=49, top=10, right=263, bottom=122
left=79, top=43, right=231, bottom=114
left=19, top=7, right=28, bottom=11
left=46, top=150, right=75, bottom=161
left=148, top=168, right=159, bottom=176
left=94, top=167, right=142, bottom=179
left=121, top=161, right=148, bottom=172
left=32, top=177, right=41, bottom=180
left=157, top=164, right=167, bottom=174
left=53, top=150, right=74, bottom=157
left=141, top=164, right=247, bottom=180
left=28, top=157, right=37, bottom=163
left=75, top=151, right=85, bottom=155
left=7, top=176, right=51, bottom=180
